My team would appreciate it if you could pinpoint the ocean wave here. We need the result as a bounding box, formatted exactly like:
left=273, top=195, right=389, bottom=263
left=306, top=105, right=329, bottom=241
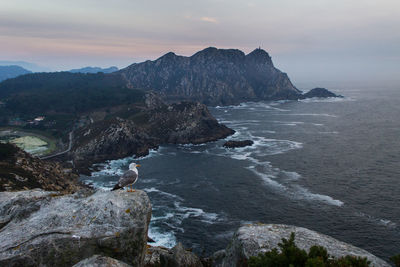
left=282, top=171, right=301, bottom=181
left=91, top=148, right=161, bottom=177
left=243, top=158, right=343, bottom=207
left=292, top=185, right=344, bottom=207
left=299, top=97, right=355, bottom=103
left=148, top=225, right=177, bottom=248
left=319, top=131, right=339, bottom=134
left=174, top=201, right=219, bottom=224
left=279, top=113, right=338, bottom=118
left=215, top=101, right=290, bottom=112
left=355, top=211, right=397, bottom=229
left=247, top=166, right=287, bottom=191
left=144, top=187, right=184, bottom=201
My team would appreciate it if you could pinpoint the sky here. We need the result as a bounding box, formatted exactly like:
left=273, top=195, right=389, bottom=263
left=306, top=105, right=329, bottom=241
left=0, top=0, right=399, bottom=85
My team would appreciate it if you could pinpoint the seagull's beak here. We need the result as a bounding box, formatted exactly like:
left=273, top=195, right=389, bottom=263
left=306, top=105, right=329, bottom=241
left=136, top=164, right=141, bottom=167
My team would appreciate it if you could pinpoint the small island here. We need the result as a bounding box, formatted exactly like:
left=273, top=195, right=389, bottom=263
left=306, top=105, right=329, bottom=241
left=223, top=140, right=254, bottom=148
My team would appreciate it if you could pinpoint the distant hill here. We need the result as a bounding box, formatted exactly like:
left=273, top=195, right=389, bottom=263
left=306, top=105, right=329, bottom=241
left=0, top=61, right=50, bottom=72
left=69, top=66, right=118, bottom=74
left=0, top=65, right=32, bottom=82
left=119, top=47, right=301, bottom=105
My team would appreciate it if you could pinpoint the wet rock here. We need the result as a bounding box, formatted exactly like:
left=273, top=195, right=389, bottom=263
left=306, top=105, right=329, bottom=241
left=0, top=189, right=151, bottom=267
left=223, top=140, right=253, bottom=148
left=220, top=224, right=390, bottom=267
left=73, top=255, right=132, bottom=267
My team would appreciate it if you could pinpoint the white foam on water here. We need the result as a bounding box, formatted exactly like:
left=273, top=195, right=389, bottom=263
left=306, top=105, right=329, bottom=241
left=355, top=211, right=397, bottom=229
left=90, top=149, right=162, bottom=178
left=319, top=131, right=339, bottom=134
left=174, top=201, right=219, bottom=224
left=292, top=185, right=344, bottom=207
left=281, top=113, right=338, bottom=118
left=144, top=187, right=184, bottom=201
left=282, top=171, right=302, bottom=181
left=247, top=167, right=287, bottom=191
left=299, top=97, right=355, bottom=103
left=313, top=123, right=324, bottom=126
left=148, top=225, right=177, bottom=248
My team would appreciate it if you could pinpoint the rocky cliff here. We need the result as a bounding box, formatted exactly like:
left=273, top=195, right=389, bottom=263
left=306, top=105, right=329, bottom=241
left=215, top=224, right=390, bottom=267
left=71, top=95, right=234, bottom=172
left=0, top=143, right=80, bottom=193
left=0, top=189, right=151, bottom=267
left=119, top=47, right=301, bottom=105
left=0, top=189, right=391, bottom=267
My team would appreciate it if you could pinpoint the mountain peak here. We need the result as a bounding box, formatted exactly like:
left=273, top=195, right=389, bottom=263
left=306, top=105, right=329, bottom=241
left=246, top=48, right=273, bottom=65
left=191, top=47, right=245, bottom=61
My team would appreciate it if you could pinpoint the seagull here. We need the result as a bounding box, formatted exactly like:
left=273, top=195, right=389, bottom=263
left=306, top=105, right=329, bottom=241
left=111, top=163, right=141, bottom=192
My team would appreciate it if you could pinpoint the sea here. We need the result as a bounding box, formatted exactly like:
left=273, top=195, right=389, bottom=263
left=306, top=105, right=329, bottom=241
left=81, top=82, right=400, bottom=261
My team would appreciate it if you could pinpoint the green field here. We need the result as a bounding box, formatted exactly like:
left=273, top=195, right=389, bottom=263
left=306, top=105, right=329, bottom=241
left=0, top=127, right=58, bottom=156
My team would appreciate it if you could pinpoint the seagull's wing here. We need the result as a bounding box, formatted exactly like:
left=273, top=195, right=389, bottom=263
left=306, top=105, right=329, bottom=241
left=112, top=170, right=138, bottom=190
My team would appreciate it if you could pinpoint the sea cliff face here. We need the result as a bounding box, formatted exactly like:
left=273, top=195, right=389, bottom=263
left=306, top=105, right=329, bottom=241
left=119, top=47, right=301, bottom=105
left=70, top=96, right=234, bottom=172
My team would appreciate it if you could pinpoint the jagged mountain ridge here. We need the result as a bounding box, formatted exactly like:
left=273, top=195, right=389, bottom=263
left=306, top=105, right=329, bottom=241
left=119, top=47, right=301, bottom=105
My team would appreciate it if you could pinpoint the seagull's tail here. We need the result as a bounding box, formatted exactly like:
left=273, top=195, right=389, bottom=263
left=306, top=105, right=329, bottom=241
left=111, top=184, right=121, bottom=191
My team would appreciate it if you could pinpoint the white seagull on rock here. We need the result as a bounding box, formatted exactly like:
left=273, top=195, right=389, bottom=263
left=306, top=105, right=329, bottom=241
left=112, top=163, right=140, bottom=192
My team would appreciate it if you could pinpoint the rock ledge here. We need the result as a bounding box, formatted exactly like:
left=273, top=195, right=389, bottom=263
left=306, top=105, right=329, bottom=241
left=219, top=224, right=390, bottom=267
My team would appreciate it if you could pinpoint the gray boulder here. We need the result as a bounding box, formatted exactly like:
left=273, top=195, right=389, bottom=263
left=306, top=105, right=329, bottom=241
left=144, top=246, right=170, bottom=266
left=220, top=223, right=390, bottom=267
left=159, top=243, right=203, bottom=267
left=73, top=255, right=131, bottom=267
left=0, top=189, right=151, bottom=267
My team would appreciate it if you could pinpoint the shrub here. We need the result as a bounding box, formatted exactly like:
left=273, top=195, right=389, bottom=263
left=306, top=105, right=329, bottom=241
left=248, top=232, right=371, bottom=267
left=0, top=143, right=18, bottom=161
left=391, top=254, right=400, bottom=267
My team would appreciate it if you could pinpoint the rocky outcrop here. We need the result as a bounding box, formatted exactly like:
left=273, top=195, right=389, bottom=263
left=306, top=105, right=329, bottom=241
left=301, top=87, right=343, bottom=99
left=218, top=224, right=390, bottom=267
left=160, top=243, right=203, bottom=267
left=0, top=189, right=152, bottom=267
left=0, top=143, right=81, bottom=193
left=71, top=101, right=234, bottom=172
left=73, top=255, right=132, bottom=267
left=119, top=47, right=301, bottom=105
left=144, top=243, right=203, bottom=267
left=223, top=140, right=254, bottom=148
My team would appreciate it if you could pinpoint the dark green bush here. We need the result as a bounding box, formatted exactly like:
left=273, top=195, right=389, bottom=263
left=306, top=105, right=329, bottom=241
left=248, top=232, right=371, bottom=267
left=0, top=143, right=18, bottom=161
left=391, top=254, right=400, bottom=267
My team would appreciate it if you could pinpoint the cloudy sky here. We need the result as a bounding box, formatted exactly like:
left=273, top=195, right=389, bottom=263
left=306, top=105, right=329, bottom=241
left=0, top=0, right=399, bottom=84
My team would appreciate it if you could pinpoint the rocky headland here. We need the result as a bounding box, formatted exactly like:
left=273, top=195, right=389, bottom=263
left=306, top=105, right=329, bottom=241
left=119, top=47, right=342, bottom=106
left=70, top=94, right=234, bottom=173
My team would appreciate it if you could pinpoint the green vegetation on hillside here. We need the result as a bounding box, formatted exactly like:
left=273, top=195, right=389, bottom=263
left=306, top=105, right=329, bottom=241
left=248, top=233, right=371, bottom=267
left=0, top=72, right=145, bottom=115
